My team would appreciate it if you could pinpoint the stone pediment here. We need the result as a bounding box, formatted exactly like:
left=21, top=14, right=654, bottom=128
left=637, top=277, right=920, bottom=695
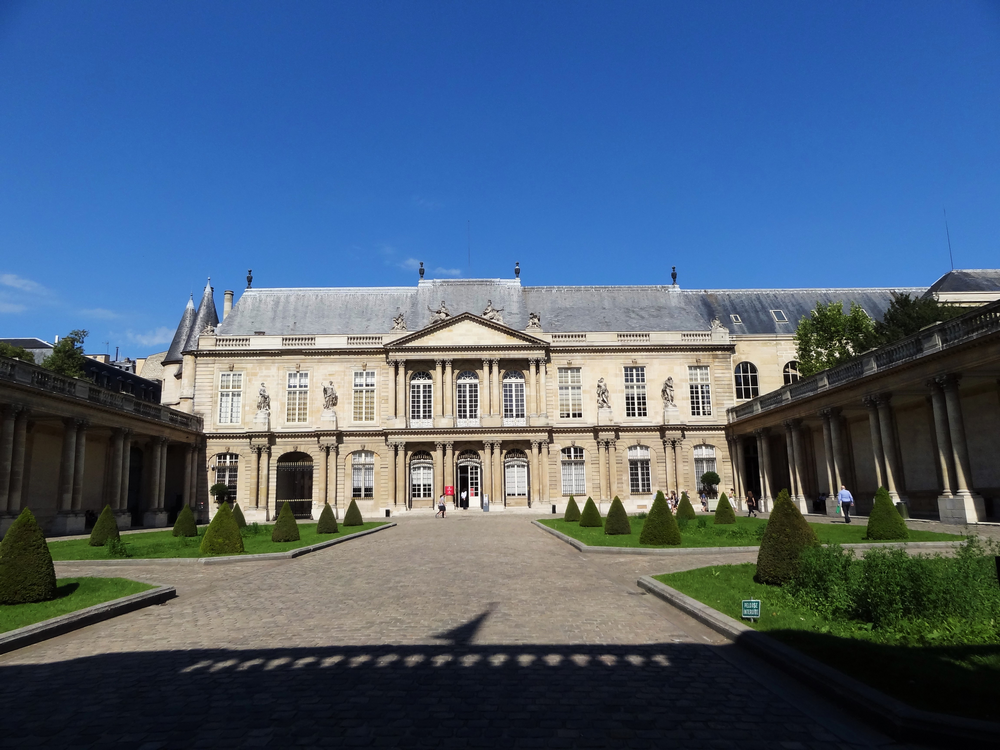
left=388, top=313, right=547, bottom=352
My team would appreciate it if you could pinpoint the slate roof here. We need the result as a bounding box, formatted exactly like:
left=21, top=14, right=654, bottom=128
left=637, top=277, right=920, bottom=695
left=163, top=295, right=196, bottom=365
left=211, top=279, right=924, bottom=337
left=187, top=281, right=219, bottom=353
left=925, top=269, right=1000, bottom=295
left=0, top=337, right=52, bottom=350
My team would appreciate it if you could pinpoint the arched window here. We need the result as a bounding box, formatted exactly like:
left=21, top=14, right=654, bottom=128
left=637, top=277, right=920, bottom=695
left=410, top=451, right=433, bottom=502
left=351, top=450, right=374, bottom=499
left=410, top=371, right=433, bottom=427
left=456, top=371, right=480, bottom=426
left=734, top=362, right=759, bottom=400
left=502, top=371, right=526, bottom=426
left=694, top=445, right=717, bottom=490
left=504, top=449, right=528, bottom=498
left=628, top=445, right=651, bottom=494
left=783, top=361, right=801, bottom=385
left=561, top=446, right=586, bottom=496
left=214, top=453, right=239, bottom=500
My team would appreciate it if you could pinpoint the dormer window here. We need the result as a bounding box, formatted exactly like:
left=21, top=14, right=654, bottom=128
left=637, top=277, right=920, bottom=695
left=730, top=314, right=743, bottom=324
left=770, top=310, right=788, bottom=323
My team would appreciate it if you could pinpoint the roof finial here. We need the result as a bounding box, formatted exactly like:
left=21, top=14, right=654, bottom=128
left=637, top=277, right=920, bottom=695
left=419, top=261, right=425, bottom=280
left=247, top=269, right=253, bottom=289
left=514, top=261, right=520, bottom=279
left=671, top=266, right=677, bottom=285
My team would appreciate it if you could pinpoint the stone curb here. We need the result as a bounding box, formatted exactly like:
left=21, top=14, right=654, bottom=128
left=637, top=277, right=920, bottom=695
left=532, top=520, right=962, bottom=556
left=637, top=575, right=1000, bottom=748
left=53, top=523, right=395, bottom=567
left=0, top=584, right=176, bottom=656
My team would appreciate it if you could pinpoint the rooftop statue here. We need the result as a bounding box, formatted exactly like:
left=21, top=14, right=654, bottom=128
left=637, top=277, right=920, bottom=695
left=391, top=312, right=406, bottom=331
left=428, top=301, right=450, bottom=321
left=482, top=299, right=504, bottom=324
left=527, top=312, right=541, bottom=330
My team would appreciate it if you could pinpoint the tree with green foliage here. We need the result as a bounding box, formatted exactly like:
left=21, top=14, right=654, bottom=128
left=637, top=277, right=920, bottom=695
left=271, top=501, right=300, bottom=542
left=794, top=301, right=877, bottom=377
left=604, top=496, right=631, bottom=535
left=700, top=471, right=721, bottom=493
left=713, top=492, right=736, bottom=524
left=232, top=503, right=247, bottom=528
left=41, top=329, right=90, bottom=378
left=199, top=502, right=245, bottom=555
left=172, top=504, right=198, bottom=537
left=579, top=497, right=602, bottom=527
left=88, top=505, right=120, bottom=546
left=0, top=509, right=57, bottom=604
left=0, top=342, right=35, bottom=363
left=209, top=482, right=230, bottom=505
left=755, top=489, right=819, bottom=585
left=563, top=495, right=581, bottom=522
left=866, top=486, right=909, bottom=540
left=677, top=492, right=697, bottom=520
left=343, top=499, right=364, bottom=526
left=640, top=491, right=682, bottom=545
left=317, top=503, right=339, bottom=533
left=874, top=292, right=963, bottom=346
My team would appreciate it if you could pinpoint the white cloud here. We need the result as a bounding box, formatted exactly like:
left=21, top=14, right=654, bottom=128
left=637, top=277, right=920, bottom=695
left=434, top=267, right=462, bottom=277
left=126, top=327, right=174, bottom=347
left=0, top=301, right=26, bottom=313
left=0, top=274, right=47, bottom=294
left=398, top=258, right=422, bottom=271
left=79, top=308, right=121, bottom=320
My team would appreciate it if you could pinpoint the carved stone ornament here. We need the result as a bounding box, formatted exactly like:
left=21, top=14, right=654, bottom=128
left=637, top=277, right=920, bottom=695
left=391, top=312, right=407, bottom=331
left=596, top=378, right=611, bottom=409
left=661, top=376, right=675, bottom=405
left=256, top=383, right=271, bottom=412
left=323, top=381, right=338, bottom=409
left=428, top=300, right=450, bottom=321
left=482, top=299, right=504, bottom=324
left=526, top=312, right=541, bottom=330
left=201, top=324, right=216, bottom=335
left=710, top=316, right=728, bottom=332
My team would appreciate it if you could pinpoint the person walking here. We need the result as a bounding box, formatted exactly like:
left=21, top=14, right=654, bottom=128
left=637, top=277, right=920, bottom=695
left=838, top=485, right=855, bottom=523
left=746, top=490, right=757, bottom=517
left=436, top=494, right=446, bottom=518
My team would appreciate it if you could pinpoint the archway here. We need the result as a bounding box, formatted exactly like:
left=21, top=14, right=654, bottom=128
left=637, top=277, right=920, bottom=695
left=276, top=451, right=314, bottom=518
left=409, top=451, right=434, bottom=509
left=503, top=449, right=529, bottom=507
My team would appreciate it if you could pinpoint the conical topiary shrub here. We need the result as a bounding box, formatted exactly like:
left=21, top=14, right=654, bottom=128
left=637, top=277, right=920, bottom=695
left=640, top=490, right=682, bottom=545
left=579, top=497, right=602, bottom=527
left=317, top=503, right=339, bottom=534
left=677, top=492, right=697, bottom=520
left=563, top=495, right=581, bottom=522
left=89, top=504, right=121, bottom=547
left=232, top=503, right=247, bottom=529
left=604, top=496, right=631, bottom=535
left=271, top=501, right=301, bottom=542
left=172, top=504, right=198, bottom=537
left=713, top=493, right=736, bottom=525
left=866, top=486, right=909, bottom=540
left=754, top=489, right=818, bottom=585
left=343, top=499, right=364, bottom=526
left=199, top=502, right=245, bottom=555
left=0, top=508, right=57, bottom=604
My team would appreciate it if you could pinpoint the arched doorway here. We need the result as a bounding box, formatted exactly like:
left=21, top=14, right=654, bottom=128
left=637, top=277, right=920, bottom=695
left=455, top=449, right=481, bottom=509
left=504, top=449, right=529, bottom=507
left=409, top=450, right=434, bottom=509
left=276, top=451, right=314, bottom=518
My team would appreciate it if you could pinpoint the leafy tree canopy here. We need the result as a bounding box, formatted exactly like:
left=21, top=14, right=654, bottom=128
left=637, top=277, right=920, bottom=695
left=794, top=302, right=875, bottom=377
left=0, top=342, right=35, bottom=363
left=42, top=329, right=89, bottom=378
left=873, top=292, right=963, bottom=345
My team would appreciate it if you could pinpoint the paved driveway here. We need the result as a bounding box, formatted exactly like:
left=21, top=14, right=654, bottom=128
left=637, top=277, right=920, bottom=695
left=0, top=514, right=924, bottom=748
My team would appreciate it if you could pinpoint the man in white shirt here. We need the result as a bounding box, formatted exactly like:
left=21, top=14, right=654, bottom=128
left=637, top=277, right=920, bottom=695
left=838, top=485, right=855, bottom=523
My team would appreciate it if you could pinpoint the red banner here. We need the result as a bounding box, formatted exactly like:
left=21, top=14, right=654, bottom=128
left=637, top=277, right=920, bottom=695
left=445, top=485, right=454, bottom=496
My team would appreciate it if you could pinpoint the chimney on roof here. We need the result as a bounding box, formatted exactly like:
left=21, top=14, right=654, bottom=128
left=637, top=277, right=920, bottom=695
left=223, top=290, right=234, bottom=320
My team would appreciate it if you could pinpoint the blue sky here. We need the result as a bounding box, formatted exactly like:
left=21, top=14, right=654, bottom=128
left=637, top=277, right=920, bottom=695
left=1, top=0, right=998, bottom=357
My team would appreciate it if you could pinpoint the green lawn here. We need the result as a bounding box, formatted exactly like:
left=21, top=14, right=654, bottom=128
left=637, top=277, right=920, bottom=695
left=538, top=516, right=963, bottom=548
left=48, top=521, right=388, bottom=560
left=0, top=577, right=154, bottom=634
left=654, top=564, right=999, bottom=721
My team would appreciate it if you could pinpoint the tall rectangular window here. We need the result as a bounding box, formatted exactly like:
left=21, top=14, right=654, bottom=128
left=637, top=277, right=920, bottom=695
left=558, top=368, right=582, bottom=419
left=286, top=371, right=309, bottom=423
left=688, top=366, right=712, bottom=416
left=628, top=446, right=651, bottom=494
left=560, top=446, right=586, bottom=495
left=352, top=370, right=376, bottom=422
left=623, top=366, right=647, bottom=417
left=218, top=372, right=243, bottom=424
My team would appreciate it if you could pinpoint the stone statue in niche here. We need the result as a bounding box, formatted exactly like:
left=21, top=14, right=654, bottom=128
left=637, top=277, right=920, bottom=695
left=323, top=381, right=338, bottom=410
left=661, top=377, right=675, bottom=406
left=526, top=312, right=541, bottom=330
left=428, top=301, right=450, bottom=321
left=482, top=299, right=504, bottom=324
left=596, top=378, right=611, bottom=409
left=391, top=312, right=407, bottom=331
left=256, top=383, right=271, bottom=412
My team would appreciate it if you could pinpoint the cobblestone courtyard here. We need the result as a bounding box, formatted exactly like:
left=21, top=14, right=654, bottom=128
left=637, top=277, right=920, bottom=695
left=0, top=514, right=933, bottom=748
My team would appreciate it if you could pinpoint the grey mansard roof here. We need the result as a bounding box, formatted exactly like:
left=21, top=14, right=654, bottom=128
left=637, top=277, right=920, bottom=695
left=926, top=269, right=1000, bottom=295
left=211, top=279, right=924, bottom=337
left=163, top=295, right=196, bottom=365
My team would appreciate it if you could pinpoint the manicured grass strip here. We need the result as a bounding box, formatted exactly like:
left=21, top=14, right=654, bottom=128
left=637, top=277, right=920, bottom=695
left=655, top=564, right=1000, bottom=722
left=48, top=522, right=388, bottom=560
left=0, top=577, right=154, bottom=634
left=538, top=516, right=962, bottom=549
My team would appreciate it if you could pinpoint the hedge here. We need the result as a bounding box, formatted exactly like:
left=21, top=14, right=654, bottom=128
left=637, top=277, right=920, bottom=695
left=754, top=489, right=818, bottom=585
left=317, top=503, right=339, bottom=534
left=343, top=499, right=364, bottom=526
left=172, top=504, right=198, bottom=537
left=271, top=501, right=301, bottom=542
left=677, top=492, right=698, bottom=520
left=579, top=497, right=602, bottom=527
left=89, top=505, right=120, bottom=546
left=639, top=490, right=681, bottom=545
left=866, top=486, right=909, bottom=540
left=713, top=493, right=736, bottom=525
left=604, top=496, right=631, bottom=535
left=199, top=502, right=245, bottom=555
left=232, top=503, right=248, bottom=529
left=563, top=496, right=581, bottom=522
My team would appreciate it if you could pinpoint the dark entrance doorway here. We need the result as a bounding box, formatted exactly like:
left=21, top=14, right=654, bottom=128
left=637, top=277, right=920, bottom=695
left=456, top=452, right=481, bottom=509
left=742, top=440, right=761, bottom=502
left=276, top=451, right=314, bottom=518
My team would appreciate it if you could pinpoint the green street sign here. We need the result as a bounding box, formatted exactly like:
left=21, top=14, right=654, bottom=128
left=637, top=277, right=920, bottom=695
left=741, top=599, right=761, bottom=620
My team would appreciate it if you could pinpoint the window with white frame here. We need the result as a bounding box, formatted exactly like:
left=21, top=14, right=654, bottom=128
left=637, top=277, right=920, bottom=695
left=410, top=451, right=433, bottom=500
left=733, top=362, right=759, bottom=400
left=456, top=371, right=479, bottom=425
left=214, top=453, right=239, bottom=500
left=560, top=446, right=586, bottom=495
left=504, top=449, right=528, bottom=497
left=352, top=370, right=376, bottom=422
left=688, top=365, right=712, bottom=416
left=351, top=450, right=374, bottom=499
left=558, top=367, right=582, bottom=418
left=502, top=371, right=526, bottom=425
left=694, top=445, right=717, bottom=489
left=624, top=366, right=647, bottom=417
left=217, top=372, right=243, bottom=424
left=628, top=445, right=651, bottom=494
left=286, top=371, right=309, bottom=423
left=409, top=371, right=433, bottom=426
left=783, top=361, right=801, bottom=385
